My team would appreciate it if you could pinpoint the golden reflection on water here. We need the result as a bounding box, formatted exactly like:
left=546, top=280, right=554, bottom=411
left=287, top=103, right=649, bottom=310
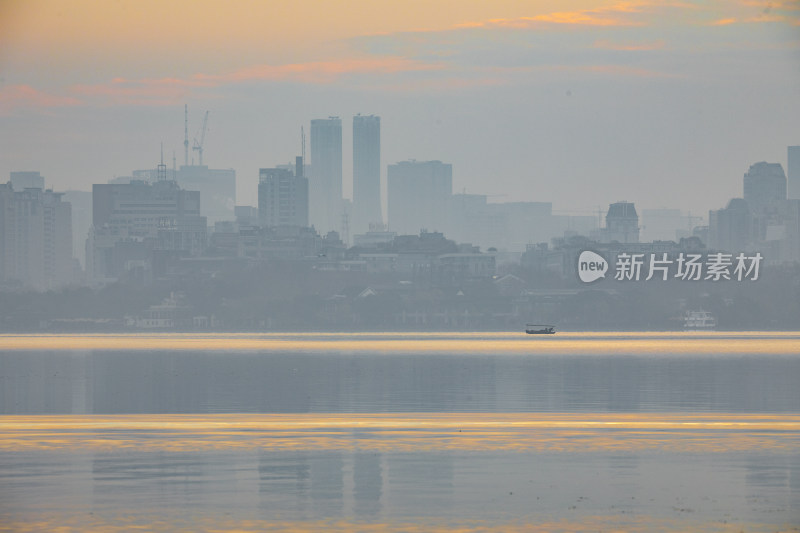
left=3, top=334, right=798, bottom=533
left=2, top=413, right=799, bottom=454
left=0, top=331, right=798, bottom=354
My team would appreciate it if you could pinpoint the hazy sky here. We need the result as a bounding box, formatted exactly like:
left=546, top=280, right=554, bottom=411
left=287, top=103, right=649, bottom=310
left=1, top=0, right=798, bottom=219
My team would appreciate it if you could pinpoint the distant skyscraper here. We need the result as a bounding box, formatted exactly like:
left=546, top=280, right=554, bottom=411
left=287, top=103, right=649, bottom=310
left=10, top=171, right=45, bottom=190
left=0, top=178, right=72, bottom=290
left=602, top=201, right=639, bottom=243
left=353, top=114, right=381, bottom=234
left=310, top=117, right=342, bottom=233
left=788, top=146, right=800, bottom=200
left=743, top=162, right=786, bottom=213
left=708, top=198, right=754, bottom=252
left=387, top=160, right=452, bottom=235
left=63, top=190, right=92, bottom=270
left=258, top=157, right=309, bottom=228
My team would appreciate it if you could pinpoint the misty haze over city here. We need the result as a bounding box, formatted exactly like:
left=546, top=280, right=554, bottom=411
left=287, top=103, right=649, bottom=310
left=1, top=1, right=798, bottom=215
left=3, top=4, right=800, bottom=533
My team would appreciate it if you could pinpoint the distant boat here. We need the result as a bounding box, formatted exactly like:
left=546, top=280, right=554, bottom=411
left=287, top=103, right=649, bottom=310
left=526, top=324, right=556, bottom=335
left=683, top=310, right=716, bottom=330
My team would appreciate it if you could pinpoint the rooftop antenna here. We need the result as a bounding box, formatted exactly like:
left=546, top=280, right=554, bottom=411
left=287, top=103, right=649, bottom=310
left=158, top=143, right=167, bottom=181
left=301, top=126, right=306, bottom=167
left=184, top=104, right=189, bottom=167
left=192, top=110, right=209, bottom=166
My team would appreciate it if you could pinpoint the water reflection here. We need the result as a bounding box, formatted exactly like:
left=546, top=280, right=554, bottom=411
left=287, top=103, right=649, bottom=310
left=2, top=414, right=799, bottom=453
left=1, top=341, right=799, bottom=414
left=2, top=333, right=799, bottom=532
left=2, top=444, right=797, bottom=531
left=353, top=450, right=382, bottom=516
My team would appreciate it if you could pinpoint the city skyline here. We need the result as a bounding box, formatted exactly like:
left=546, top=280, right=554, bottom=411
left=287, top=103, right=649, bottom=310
left=3, top=5, right=800, bottom=532
left=1, top=1, right=798, bottom=217
left=3, top=108, right=796, bottom=224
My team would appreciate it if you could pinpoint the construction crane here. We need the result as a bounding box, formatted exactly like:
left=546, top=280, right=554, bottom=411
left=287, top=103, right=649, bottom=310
left=686, top=211, right=704, bottom=232
left=192, top=110, right=209, bottom=166
left=184, top=104, right=189, bottom=167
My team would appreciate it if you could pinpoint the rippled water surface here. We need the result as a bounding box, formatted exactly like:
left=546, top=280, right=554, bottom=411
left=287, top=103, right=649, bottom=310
left=1, top=332, right=798, bottom=531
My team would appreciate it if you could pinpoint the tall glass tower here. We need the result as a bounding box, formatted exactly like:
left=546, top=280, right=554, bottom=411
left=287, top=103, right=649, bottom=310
left=788, top=146, right=800, bottom=200
left=310, top=117, right=342, bottom=233
left=353, top=114, right=382, bottom=234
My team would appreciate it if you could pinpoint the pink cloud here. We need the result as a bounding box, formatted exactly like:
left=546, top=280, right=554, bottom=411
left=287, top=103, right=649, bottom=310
left=710, top=17, right=739, bottom=25
left=0, top=84, right=82, bottom=114
left=458, top=12, right=641, bottom=29
left=65, top=57, right=442, bottom=106
left=707, top=13, right=796, bottom=25
left=453, top=2, right=670, bottom=30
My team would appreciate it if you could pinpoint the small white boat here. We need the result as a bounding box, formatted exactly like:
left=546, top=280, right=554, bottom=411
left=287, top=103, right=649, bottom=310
left=684, top=310, right=716, bottom=330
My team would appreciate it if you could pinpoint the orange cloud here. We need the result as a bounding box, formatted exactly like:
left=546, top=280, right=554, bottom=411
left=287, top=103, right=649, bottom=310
left=458, top=12, right=639, bottom=29
left=453, top=2, right=670, bottom=30
left=521, top=10, right=637, bottom=26
left=448, top=1, right=706, bottom=31
left=708, top=13, right=795, bottom=25
left=0, top=84, right=82, bottom=114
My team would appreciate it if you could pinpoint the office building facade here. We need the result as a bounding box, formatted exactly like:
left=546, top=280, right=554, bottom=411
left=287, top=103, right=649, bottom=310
left=258, top=157, right=309, bottom=228
left=743, top=162, right=786, bottom=214
left=89, top=180, right=206, bottom=281
left=310, top=117, right=342, bottom=233
left=788, top=146, right=800, bottom=200
left=708, top=198, right=755, bottom=252
left=602, top=201, right=640, bottom=244
left=0, top=180, right=73, bottom=290
left=387, top=160, right=452, bottom=235
left=131, top=165, right=236, bottom=226
left=353, top=114, right=382, bottom=234
left=10, top=171, right=45, bottom=191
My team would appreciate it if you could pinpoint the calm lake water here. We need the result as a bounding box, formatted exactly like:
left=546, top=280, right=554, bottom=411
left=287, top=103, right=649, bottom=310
left=1, top=332, right=798, bottom=531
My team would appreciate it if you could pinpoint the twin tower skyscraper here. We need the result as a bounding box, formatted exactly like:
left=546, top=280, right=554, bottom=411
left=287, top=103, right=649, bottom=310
left=308, top=115, right=381, bottom=236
